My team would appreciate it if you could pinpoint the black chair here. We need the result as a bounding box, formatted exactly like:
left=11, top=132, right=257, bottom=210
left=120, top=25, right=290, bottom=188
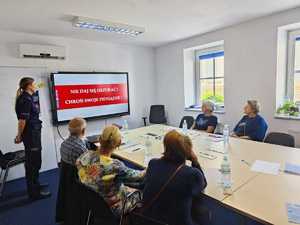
left=0, top=150, right=25, bottom=198
left=179, top=116, right=194, bottom=129
left=83, top=185, right=119, bottom=225
left=264, top=132, right=295, bottom=147
left=143, top=105, right=167, bottom=126
left=56, top=161, right=90, bottom=225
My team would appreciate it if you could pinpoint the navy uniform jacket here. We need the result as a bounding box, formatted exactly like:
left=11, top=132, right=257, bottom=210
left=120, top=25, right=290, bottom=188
left=16, top=91, right=42, bottom=126
left=15, top=91, right=42, bottom=131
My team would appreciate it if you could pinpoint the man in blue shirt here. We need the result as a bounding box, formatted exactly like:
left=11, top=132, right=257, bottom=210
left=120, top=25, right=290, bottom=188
left=232, top=100, right=268, bottom=142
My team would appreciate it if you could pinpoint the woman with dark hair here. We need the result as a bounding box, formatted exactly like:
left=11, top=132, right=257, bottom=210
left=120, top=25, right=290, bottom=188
left=15, top=77, right=51, bottom=200
left=142, top=130, right=207, bottom=225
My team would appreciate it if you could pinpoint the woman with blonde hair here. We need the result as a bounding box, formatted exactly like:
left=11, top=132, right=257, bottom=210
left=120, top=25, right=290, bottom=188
left=192, top=100, right=218, bottom=133
left=76, top=125, right=145, bottom=216
left=232, top=100, right=268, bottom=141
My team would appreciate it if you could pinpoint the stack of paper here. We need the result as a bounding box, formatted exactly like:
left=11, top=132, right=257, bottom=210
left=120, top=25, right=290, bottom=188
left=250, top=160, right=281, bottom=175
left=286, top=203, right=300, bottom=224
left=285, top=163, right=300, bottom=175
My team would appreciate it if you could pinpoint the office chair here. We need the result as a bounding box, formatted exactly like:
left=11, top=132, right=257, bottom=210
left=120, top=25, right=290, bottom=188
left=56, top=161, right=91, bottom=225
left=143, top=105, right=167, bottom=126
left=81, top=183, right=119, bottom=225
left=179, top=116, right=194, bottom=129
left=0, top=149, right=25, bottom=198
left=264, top=132, right=295, bottom=147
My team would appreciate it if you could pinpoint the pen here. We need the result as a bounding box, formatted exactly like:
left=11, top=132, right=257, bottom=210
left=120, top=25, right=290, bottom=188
left=241, top=159, right=251, bottom=166
left=132, top=148, right=141, bottom=152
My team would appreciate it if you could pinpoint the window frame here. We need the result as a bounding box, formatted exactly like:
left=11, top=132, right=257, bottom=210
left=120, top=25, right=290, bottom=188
left=195, top=45, right=224, bottom=106
left=286, top=29, right=300, bottom=102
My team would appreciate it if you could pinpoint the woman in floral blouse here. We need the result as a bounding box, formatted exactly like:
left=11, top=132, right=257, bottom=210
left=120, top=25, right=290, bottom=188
left=76, top=125, right=145, bottom=216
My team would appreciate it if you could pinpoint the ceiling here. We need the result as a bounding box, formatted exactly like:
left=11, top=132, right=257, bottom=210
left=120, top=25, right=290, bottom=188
left=0, top=0, right=300, bottom=47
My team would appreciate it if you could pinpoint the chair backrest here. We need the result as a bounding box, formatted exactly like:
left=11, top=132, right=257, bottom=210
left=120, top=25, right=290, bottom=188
left=264, top=132, right=295, bottom=147
left=56, top=161, right=90, bottom=225
left=149, top=105, right=167, bottom=124
left=80, top=182, right=119, bottom=225
left=127, top=212, right=168, bottom=225
left=214, top=123, right=224, bottom=135
left=179, top=116, right=194, bottom=129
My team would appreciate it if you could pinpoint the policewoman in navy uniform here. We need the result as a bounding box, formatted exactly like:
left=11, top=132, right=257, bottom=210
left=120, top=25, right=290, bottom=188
left=15, top=77, right=51, bottom=200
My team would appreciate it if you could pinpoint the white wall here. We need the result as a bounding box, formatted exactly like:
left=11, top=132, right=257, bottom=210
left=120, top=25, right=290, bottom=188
left=155, top=7, right=300, bottom=142
left=0, top=30, right=156, bottom=180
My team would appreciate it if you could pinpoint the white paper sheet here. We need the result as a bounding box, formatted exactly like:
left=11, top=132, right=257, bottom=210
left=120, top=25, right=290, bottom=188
left=250, top=160, right=280, bottom=175
left=199, top=151, right=217, bottom=160
left=286, top=203, right=300, bottom=224
left=207, top=134, right=224, bottom=142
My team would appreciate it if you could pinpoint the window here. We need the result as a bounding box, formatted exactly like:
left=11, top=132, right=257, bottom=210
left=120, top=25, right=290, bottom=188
left=195, top=46, right=224, bottom=108
left=286, top=30, right=300, bottom=103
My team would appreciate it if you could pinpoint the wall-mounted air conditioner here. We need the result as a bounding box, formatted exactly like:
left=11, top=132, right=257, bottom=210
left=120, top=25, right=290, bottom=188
left=19, top=44, right=66, bottom=60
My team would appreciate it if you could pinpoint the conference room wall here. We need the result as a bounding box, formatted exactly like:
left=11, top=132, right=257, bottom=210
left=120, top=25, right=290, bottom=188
left=0, top=30, right=156, bottom=180
left=155, top=7, right=300, bottom=144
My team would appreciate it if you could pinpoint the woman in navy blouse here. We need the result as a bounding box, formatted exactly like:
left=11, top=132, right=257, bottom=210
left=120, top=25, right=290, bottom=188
left=192, top=101, right=218, bottom=133
left=232, top=100, right=268, bottom=142
left=142, top=130, right=207, bottom=225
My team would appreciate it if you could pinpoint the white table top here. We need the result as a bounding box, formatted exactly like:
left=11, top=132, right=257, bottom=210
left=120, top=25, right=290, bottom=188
left=97, top=124, right=300, bottom=225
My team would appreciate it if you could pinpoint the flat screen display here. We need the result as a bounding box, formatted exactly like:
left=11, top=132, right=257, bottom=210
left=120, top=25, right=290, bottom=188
left=50, top=72, right=130, bottom=124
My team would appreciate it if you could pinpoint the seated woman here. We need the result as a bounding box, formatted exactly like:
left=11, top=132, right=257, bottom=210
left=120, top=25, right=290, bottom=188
left=232, top=100, right=268, bottom=142
left=76, top=125, right=145, bottom=216
left=142, top=130, right=207, bottom=225
left=192, top=101, right=218, bottom=133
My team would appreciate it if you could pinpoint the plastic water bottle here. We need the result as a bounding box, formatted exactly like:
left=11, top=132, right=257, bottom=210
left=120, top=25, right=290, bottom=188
left=220, top=148, right=232, bottom=195
left=123, top=119, right=129, bottom=131
left=223, top=124, right=229, bottom=147
left=144, top=136, right=152, bottom=165
left=182, top=120, right=188, bottom=134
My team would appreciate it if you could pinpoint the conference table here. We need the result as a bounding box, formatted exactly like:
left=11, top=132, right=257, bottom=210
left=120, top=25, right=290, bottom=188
left=103, top=124, right=300, bottom=225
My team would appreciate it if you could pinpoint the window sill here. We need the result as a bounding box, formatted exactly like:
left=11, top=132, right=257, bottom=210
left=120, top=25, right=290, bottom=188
left=274, top=114, right=300, bottom=120
left=184, top=108, right=225, bottom=114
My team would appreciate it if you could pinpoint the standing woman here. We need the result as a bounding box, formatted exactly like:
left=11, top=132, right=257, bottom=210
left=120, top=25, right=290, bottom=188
left=15, top=77, right=51, bottom=200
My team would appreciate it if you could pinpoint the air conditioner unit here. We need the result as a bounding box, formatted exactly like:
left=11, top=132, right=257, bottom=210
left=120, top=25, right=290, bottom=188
left=19, top=44, right=66, bottom=60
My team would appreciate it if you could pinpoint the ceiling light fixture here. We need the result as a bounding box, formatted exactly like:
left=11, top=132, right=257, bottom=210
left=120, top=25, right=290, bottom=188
left=73, top=16, right=145, bottom=36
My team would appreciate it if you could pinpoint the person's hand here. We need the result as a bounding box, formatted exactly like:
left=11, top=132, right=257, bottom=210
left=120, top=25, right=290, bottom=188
left=240, top=136, right=250, bottom=140
left=187, top=149, right=198, bottom=163
left=14, top=135, right=22, bottom=144
left=231, top=133, right=238, bottom=137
